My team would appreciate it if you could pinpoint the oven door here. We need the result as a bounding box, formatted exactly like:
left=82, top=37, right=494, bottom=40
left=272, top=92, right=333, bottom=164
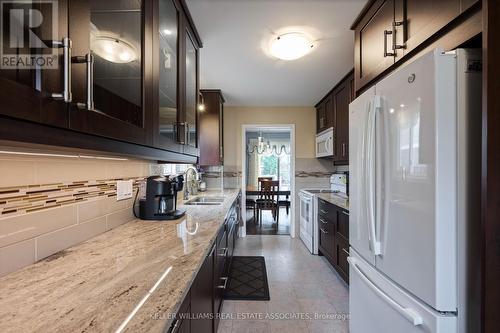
left=316, top=128, right=334, bottom=158
left=299, top=192, right=314, bottom=253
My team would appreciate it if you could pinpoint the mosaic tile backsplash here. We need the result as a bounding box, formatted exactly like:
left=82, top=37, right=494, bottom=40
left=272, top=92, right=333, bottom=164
left=0, top=178, right=143, bottom=218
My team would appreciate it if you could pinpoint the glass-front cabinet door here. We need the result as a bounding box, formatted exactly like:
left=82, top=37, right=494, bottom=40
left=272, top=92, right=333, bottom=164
left=184, top=31, right=197, bottom=150
left=153, top=0, right=183, bottom=153
left=0, top=0, right=69, bottom=127
left=68, top=0, right=151, bottom=145
left=158, top=0, right=178, bottom=144
left=153, top=0, right=200, bottom=156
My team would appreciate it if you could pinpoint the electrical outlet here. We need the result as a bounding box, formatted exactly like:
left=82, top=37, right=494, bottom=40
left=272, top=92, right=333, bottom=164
left=116, top=180, right=133, bottom=201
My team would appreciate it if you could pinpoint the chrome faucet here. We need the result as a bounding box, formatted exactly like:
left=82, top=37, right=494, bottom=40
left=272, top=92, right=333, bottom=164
left=184, top=166, right=200, bottom=200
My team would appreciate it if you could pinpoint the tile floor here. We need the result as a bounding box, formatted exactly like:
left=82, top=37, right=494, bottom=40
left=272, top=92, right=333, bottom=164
left=218, top=235, right=349, bottom=333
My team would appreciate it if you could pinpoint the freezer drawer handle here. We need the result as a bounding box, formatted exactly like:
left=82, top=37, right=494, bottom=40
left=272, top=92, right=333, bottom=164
left=347, top=257, right=423, bottom=326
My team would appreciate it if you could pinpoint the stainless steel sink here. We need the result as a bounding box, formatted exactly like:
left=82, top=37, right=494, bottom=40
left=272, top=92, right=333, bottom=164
left=184, top=196, right=225, bottom=205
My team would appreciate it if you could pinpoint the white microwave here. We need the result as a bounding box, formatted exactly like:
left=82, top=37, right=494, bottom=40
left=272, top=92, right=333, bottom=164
left=316, top=127, right=334, bottom=158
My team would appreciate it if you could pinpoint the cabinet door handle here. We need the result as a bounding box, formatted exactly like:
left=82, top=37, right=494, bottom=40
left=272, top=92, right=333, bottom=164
left=320, top=228, right=328, bottom=234
left=217, top=277, right=229, bottom=289
left=219, top=247, right=228, bottom=257
left=342, top=211, right=349, bottom=216
left=320, top=209, right=328, bottom=214
left=392, top=20, right=406, bottom=50
left=84, top=53, right=94, bottom=110
left=319, top=218, right=328, bottom=225
left=342, top=143, right=346, bottom=157
left=208, top=244, right=215, bottom=257
left=73, top=53, right=94, bottom=110
left=169, top=318, right=181, bottom=333
left=50, top=37, right=72, bottom=103
left=342, top=248, right=350, bottom=256
left=383, top=30, right=395, bottom=57
left=178, top=122, right=187, bottom=144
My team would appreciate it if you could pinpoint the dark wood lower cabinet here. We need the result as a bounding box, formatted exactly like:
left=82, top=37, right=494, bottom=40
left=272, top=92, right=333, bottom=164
left=317, top=199, right=349, bottom=284
left=213, top=228, right=227, bottom=331
left=191, top=245, right=215, bottom=333
left=167, top=195, right=240, bottom=333
left=336, top=235, right=350, bottom=283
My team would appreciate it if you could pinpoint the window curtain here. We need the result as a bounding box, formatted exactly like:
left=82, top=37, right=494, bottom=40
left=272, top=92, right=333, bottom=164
left=247, top=138, right=260, bottom=188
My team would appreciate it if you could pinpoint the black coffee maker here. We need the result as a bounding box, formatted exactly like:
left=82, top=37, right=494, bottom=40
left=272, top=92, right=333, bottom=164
left=136, top=175, right=186, bottom=220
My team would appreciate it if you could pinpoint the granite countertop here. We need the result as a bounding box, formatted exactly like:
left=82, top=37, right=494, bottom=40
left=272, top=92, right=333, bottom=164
left=317, top=192, right=349, bottom=211
left=0, top=189, right=240, bottom=333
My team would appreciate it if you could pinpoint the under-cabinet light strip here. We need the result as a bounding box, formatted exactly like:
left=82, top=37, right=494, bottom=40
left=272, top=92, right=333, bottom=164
left=0, top=150, right=128, bottom=161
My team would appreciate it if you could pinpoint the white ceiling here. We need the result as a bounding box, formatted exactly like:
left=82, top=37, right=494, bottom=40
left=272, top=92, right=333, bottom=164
left=186, top=0, right=367, bottom=107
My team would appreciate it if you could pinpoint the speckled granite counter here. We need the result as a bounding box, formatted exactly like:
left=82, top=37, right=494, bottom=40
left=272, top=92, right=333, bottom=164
left=0, top=189, right=240, bottom=333
left=317, top=192, right=349, bottom=211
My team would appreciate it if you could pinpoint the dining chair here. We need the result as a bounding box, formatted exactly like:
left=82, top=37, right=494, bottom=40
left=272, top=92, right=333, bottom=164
left=257, top=177, right=273, bottom=190
left=256, top=180, right=279, bottom=227
left=246, top=198, right=257, bottom=223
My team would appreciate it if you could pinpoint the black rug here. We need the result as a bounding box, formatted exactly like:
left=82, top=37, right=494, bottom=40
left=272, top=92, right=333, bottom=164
left=223, top=256, right=270, bottom=301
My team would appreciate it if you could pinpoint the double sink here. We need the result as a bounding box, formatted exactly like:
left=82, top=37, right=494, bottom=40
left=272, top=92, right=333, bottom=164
left=184, top=196, right=225, bottom=206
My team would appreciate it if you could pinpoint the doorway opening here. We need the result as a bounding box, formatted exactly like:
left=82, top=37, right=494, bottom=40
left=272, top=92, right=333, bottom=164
left=241, top=125, right=295, bottom=237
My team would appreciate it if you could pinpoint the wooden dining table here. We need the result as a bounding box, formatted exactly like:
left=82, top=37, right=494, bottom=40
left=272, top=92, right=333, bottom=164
left=245, top=185, right=291, bottom=198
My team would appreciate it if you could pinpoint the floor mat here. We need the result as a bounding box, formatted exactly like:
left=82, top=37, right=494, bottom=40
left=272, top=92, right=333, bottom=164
left=223, top=256, right=270, bottom=301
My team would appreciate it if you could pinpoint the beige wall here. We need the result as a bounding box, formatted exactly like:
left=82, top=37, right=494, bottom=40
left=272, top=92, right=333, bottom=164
left=223, top=106, right=316, bottom=168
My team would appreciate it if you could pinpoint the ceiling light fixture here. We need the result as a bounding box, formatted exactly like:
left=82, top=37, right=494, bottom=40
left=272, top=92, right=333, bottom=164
left=269, top=32, right=315, bottom=61
left=91, top=36, right=138, bottom=64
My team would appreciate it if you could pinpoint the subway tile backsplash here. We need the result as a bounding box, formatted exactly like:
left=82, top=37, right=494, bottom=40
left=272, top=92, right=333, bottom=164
left=0, top=151, right=177, bottom=277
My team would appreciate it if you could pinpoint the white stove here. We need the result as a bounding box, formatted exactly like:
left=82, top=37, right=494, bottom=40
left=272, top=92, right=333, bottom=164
left=299, top=174, right=348, bottom=254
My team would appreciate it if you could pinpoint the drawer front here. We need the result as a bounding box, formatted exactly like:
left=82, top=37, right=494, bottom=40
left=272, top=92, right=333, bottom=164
left=337, top=209, right=349, bottom=239
left=318, top=199, right=337, bottom=222
left=319, top=220, right=335, bottom=260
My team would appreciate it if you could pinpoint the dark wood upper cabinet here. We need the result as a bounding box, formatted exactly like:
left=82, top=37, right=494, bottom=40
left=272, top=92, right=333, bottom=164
left=315, top=70, right=353, bottom=165
left=333, top=74, right=351, bottom=165
left=0, top=0, right=69, bottom=128
left=183, top=30, right=198, bottom=152
left=68, top=0, right=152, bottom=145
left=153, top=0, right=182, bottom=153
left=316, top=101, right=325, bottom=133
left=0, top=0, right=203, bottom=162
left=199, top=90, right=224, bottom=166
left=152, top=0, right=201, bottom=157
left=316, top=93, right=334, bottom=134
left=352, top=0, right=478, bottom=94
left=397, top=0, right=461, bottom=55
left=353, top=0, right=396, bottom=93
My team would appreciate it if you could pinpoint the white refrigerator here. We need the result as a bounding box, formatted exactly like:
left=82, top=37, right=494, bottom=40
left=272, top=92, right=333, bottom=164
left=348, top=49, right=481, bottom=333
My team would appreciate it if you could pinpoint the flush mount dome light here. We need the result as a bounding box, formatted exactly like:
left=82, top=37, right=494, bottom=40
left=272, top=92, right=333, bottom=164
left=91, top=36, right=138, bottom=64
left=269, top=32, right=315, bottom=61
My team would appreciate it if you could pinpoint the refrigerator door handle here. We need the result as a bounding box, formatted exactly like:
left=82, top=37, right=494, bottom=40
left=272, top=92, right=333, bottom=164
left=347, top=257, right=424, bottom=326
left=366, top=97, right=381, bottom=255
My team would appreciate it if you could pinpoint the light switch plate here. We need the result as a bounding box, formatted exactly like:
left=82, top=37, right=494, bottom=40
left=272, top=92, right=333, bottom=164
left=116, top=180, right=133, bottom=201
